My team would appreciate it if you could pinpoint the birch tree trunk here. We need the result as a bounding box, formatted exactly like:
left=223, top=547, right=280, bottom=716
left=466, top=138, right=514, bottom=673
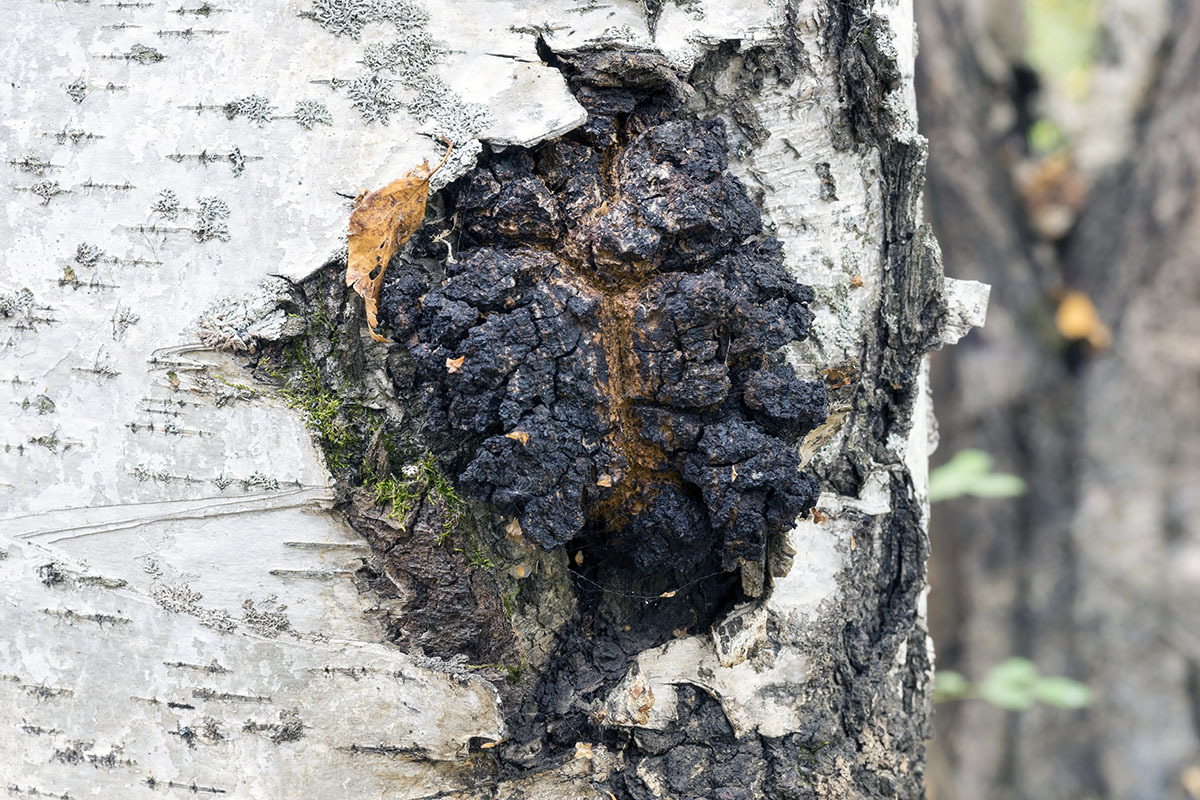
left=1, top=1, right=978, bottom=797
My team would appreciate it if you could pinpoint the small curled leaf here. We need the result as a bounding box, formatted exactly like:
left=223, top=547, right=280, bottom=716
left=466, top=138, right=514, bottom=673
left=346, top=140, right=453, bottom=342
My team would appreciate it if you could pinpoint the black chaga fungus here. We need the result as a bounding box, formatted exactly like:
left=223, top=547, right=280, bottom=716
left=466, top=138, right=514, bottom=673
left=380, top=73, right=827, bottom=576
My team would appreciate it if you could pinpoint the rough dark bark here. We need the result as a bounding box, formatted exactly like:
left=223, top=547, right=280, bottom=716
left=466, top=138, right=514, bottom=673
left=918, top=0, right=1200, bottom=797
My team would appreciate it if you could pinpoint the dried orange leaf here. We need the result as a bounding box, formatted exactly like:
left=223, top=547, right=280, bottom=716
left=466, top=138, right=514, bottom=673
left=1055, top=290, right=1111, bottom=350
left=347, top=141, right=452, bottom=342
left=1055, top=291, right=1097, bottom=338
left=506, top=431, right=530, bottom=445
left=596, top=474, right=613, bottom=488
left=445, top=355, right=465, bottom=373
left=820, top=367, right=853, bottom=390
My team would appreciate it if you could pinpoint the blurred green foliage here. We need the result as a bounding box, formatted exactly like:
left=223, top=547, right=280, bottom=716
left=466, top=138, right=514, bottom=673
left=1026, top=0, right=1100, bottom=101
left=1027, top=117, right=1065, bottom=153
left=936, top=658, right=1093, bottom=710
left=929, top=454, right=1080, bottom=712
left=928, top=449, right=1027, bottom=502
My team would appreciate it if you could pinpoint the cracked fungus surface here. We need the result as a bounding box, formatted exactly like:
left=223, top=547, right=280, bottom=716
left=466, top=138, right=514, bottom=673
left=381, top=79, right=827, bottom=574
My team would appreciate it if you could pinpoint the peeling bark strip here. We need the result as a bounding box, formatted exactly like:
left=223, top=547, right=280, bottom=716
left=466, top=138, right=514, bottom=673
left=380, top=57, right=826, bottom=589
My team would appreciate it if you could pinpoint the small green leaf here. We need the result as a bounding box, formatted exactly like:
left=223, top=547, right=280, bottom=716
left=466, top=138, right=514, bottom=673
left=967, top=473, right=1028, bottom=499
left=948, top=448, right=992, bottom=474
left=940, top=657, right=1094, bottom=711
left=1032, top=676, right=1093, bottom=709
left=1028, top=118, right=1065, bottom=154
left=929, top=448, right=1027, bottom=502
left=978, top=679, right=1034, bottom=710
left=933, top=670, right=970, bottom=702
left=978, top=657, right=1038, bottom=710
left=987, top=657, right=1039, bottom=683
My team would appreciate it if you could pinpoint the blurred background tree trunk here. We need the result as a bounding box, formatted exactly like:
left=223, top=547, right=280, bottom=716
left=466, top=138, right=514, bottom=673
left=917, top=0, right=1200, bottom=797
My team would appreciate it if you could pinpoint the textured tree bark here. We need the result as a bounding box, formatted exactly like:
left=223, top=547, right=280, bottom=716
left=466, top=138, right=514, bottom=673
left=918, top=0, right=1200, bottom=798
left=0, top=1, right=973, bottom=797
